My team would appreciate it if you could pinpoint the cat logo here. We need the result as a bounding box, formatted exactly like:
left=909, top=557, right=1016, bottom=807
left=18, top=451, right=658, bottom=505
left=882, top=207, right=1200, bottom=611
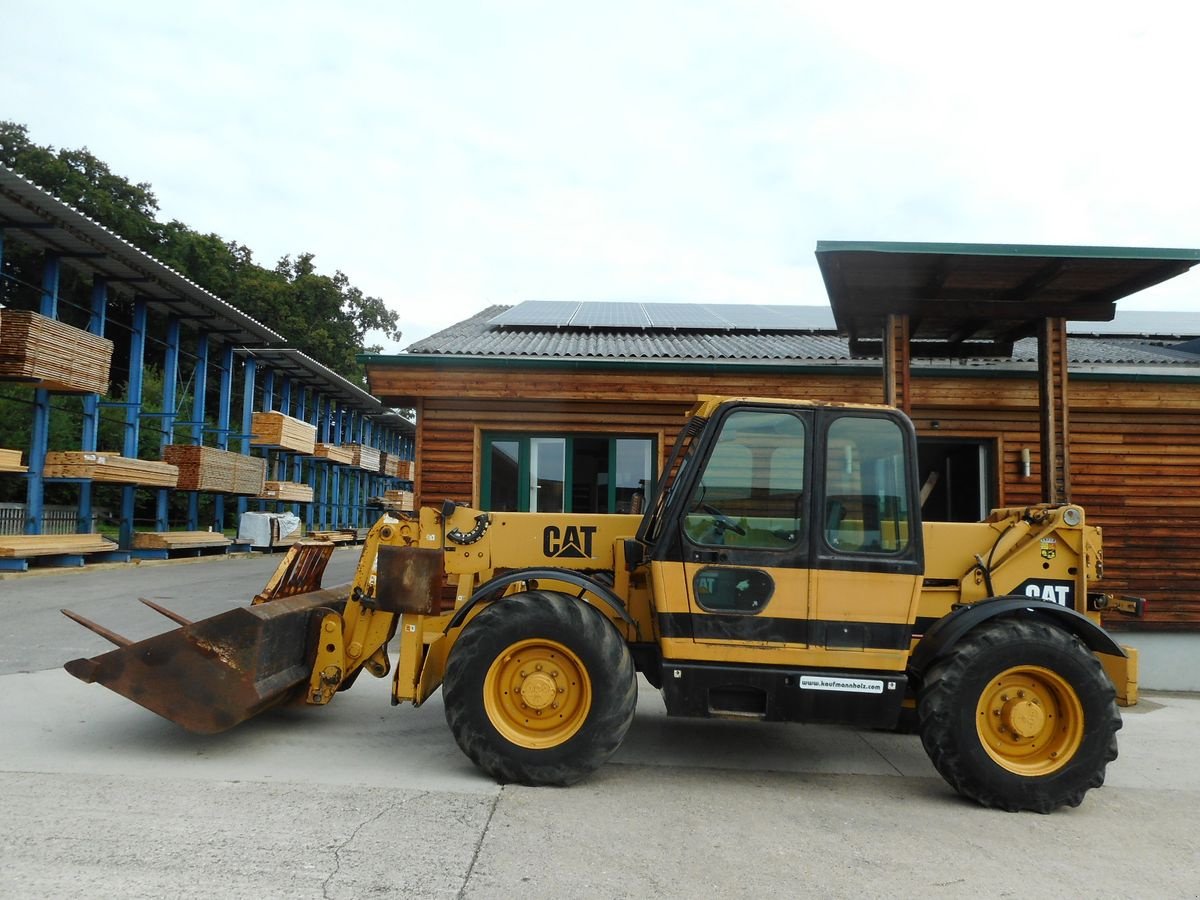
left=543, top=525, right=598, bottom=559
left=1040, top=537, right=1057, bottom=560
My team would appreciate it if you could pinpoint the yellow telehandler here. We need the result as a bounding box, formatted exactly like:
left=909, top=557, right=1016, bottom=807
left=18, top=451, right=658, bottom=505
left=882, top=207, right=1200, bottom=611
left=64, top=397, right=1142, bottom=812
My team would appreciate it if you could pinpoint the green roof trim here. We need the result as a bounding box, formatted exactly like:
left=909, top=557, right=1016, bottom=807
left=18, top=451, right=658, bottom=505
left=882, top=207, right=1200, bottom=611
left=815, top=240, right=1200, bottom=261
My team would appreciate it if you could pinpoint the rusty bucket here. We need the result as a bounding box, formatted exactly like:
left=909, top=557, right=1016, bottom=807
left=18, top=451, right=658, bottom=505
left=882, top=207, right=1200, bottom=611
left=62, top=542, right=347, bottom=734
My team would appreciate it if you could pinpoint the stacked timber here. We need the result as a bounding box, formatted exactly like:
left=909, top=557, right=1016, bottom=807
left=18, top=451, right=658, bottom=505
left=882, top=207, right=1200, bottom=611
left=42, top=452, right=178, bottom=487
left=381, top=454, right=414, bottom=479
left=250, top=412, right=317, bottom=454
left=313, top=443, right=354, bottom=465
left=131, top=531, right=232, bottom=550
left=0, top=533, right=118, bottom=558
left=164, top=445, right=267, bottom=495
left=348, top=443, right=381, bottom=472
left=259, top=481, right=315, bottom=503
left=0, top=448, right=27, bottom=473
left=382, top=489, right=415, bottom=511
left=0, top=311, right=113, bottom=394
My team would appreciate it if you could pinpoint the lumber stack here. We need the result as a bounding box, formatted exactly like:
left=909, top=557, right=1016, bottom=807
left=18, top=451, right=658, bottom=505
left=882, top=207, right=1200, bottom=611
left=313, top=443, right=354, bottom=465
left=0, top=448, right=26, bottom=473
left=164, top=445, right=267, bottom=495
left=310, top=529, right=356, bottom=544
left=0, top=533, right=118, bottom=558
left=131, top=531, right=232, bottom=550
left=259, top=481, right=315, bottom=503
left=383, top=489, right=415, bottom=511
left=381, top=454, right=414, bottom=479
left=250, top=411, right=317, bottom=454
left=348, top=443, right=381, bottom=472
left=0, top=311, right=113, bottom=394
left=42, top=452, right=178, bottom=487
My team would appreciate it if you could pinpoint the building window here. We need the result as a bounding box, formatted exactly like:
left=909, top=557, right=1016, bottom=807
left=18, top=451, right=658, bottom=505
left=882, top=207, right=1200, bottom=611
left=482, top=434, right=654, bottom=514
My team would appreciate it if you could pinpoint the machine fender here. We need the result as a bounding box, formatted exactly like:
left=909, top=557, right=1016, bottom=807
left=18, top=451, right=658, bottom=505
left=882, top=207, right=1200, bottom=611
left=446, top=568, right=636, bottom=632
left=908, top=595, right=1126, bottom=678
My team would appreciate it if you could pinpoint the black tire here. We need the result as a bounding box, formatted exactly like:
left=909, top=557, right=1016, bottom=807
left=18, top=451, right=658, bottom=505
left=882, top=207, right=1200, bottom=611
left=917, top=617, right=1120, bottom=813
left=443, top=590, right=637, bottom=786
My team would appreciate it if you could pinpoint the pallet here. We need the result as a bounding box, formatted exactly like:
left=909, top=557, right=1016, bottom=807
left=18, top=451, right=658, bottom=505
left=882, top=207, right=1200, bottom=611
left=0, top=448, right=27, bottom=473
left=251, top=411, right=317, bottom=455
left=313, top=443, right=354, bottom=465
left=163, top=445, right=266, bottom=495
left=42, top=452, right=178, bottom=487
left=0, top=310, right=113, bottom=394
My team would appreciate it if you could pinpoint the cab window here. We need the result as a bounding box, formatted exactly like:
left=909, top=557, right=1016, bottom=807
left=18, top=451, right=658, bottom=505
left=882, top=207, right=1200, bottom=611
left=683, top=410, right=807, bottom=549
left=823, top=415, right=911, bottom=554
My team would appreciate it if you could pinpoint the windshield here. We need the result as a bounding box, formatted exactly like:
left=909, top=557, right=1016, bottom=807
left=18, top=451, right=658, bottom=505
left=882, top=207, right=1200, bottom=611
left=635, top=416, right=706, bottom=546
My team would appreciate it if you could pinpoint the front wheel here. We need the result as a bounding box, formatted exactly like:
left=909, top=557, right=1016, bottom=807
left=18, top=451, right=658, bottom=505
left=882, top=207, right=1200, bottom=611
left=443, top=590, right=637, bottom=786
left=918, top=617, right=1121, bottom=813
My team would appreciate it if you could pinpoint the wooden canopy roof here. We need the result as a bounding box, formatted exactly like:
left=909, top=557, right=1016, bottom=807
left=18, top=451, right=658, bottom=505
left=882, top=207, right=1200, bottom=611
left=815, top=240, right=1200, bottom=357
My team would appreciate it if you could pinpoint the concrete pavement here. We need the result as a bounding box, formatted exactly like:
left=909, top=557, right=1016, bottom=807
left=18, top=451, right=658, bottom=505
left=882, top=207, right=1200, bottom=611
left=1, top=552, right=1198, bottom=897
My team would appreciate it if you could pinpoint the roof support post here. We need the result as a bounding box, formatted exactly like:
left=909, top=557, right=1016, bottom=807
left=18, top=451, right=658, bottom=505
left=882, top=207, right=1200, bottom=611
left=1038, top=316, right=1071, bottom=503
left=78, top=276, right=108, bottom=533
left=24, top=253, right=62, bottom=534
left=882, top=314, right=912, bottom=413
left=237, top=356, right=257, bottom=519
left=119, top=299, right=148, bottom=549
left=155, top=315, right=181, bottom=532
left=213, top=343, right=234, bottom=532
left=187, top=332, right=209, bottom=531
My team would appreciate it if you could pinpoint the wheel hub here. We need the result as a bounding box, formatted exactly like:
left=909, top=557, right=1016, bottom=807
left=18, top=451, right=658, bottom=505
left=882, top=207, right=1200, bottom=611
left=520, top=672, right=558, bottom=710
left=1002, top=698, right=1046, bottom=738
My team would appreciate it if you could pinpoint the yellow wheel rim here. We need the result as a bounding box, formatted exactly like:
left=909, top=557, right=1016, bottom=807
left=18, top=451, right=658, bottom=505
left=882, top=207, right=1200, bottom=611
left=976, top=665, right=1085, bottom=776
left=483, top=639, right=592, bottom=750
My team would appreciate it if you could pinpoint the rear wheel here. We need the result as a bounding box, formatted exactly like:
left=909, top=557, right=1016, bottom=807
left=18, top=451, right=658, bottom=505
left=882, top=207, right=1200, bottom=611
left=443, top=590, right=637, bottom=786
left=918, top=617, right=1120, bottom=813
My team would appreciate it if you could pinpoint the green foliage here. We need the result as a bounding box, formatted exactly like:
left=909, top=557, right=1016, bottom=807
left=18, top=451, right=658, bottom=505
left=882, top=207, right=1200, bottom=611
left=1, top=121, right=402, bottom=381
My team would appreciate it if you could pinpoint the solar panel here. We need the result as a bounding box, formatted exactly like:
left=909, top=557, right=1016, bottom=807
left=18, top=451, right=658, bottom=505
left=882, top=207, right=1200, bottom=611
left=570, top=302, right=651, bottom=328
left=489, top=301, right=581, bottom=327
left=643, top=303, right=727, bottom=329
left=489, top=300, right=837, bottom=332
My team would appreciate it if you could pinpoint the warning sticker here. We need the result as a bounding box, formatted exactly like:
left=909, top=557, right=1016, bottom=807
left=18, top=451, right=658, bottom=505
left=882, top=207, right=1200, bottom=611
left=799, top=675, right=884, bottom=694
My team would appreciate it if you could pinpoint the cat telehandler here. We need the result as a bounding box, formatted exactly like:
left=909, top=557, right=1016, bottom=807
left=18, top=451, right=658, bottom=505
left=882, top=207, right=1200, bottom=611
left=63, top=396, right=1142, bottom=813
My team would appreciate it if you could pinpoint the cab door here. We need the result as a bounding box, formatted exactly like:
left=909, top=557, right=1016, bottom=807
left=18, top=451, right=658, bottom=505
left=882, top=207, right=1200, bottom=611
left=676, top=406, right=813, bottom=662
left=809, top=409, right=924, bottom=670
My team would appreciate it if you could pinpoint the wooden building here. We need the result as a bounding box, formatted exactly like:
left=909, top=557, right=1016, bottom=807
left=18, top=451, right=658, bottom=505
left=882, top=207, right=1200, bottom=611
left=365, top=244, right=1200, bottom=642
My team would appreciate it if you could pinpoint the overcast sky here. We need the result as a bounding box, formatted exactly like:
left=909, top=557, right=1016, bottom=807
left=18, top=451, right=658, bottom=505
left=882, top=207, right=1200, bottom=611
left=4, top=1, right=1199, bottom=350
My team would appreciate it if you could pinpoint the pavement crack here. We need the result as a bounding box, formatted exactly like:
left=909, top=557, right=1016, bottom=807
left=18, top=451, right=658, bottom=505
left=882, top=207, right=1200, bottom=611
left=456, top=788, right=502, bottom=900
left=322, top=793, right=428, bottom=899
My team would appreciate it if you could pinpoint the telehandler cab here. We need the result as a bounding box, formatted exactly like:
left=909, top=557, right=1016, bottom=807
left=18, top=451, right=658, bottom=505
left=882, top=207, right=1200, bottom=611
left=64, top=397, right=1141, bottom=812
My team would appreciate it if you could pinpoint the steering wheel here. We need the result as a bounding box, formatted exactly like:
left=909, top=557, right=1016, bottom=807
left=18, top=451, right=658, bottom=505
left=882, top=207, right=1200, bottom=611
left=701, top=503, right=746, bottom=536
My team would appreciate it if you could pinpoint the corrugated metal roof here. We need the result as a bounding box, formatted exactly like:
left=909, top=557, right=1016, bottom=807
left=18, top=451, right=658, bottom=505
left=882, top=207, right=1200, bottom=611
left=0, top=164, right=283, bottom=345
left=404, top=303, right=1200, bottom=369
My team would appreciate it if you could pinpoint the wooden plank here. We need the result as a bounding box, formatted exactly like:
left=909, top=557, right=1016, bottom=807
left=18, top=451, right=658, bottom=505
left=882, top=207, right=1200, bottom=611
left=131, top=531, right=233, bottom=550
left=164, top=445, right=266, bottom=494
left=259, top=481, right=315, bottom=503
left=0, top=533, right=118, bottom=558
left=313, top=443, right=354, bottom=465
left=250, top=411, right=317, bottom=454
left=42, top=452, right=178, bottom=487
left=0, top=311, right=113, bottom=394
left=0, top=448, right=27, bottom=473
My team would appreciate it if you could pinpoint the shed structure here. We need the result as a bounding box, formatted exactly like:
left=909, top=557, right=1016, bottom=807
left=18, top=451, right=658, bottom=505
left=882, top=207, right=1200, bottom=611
left=363, top=244, right=1200, bottom=645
